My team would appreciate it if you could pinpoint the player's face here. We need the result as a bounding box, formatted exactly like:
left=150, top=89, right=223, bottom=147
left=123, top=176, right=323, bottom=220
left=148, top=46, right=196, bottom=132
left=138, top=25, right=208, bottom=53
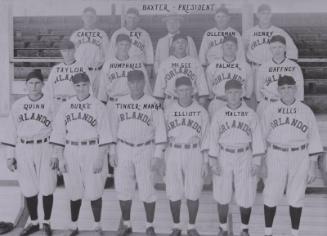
left=222, top=41, right=237, bottom=58
left=82, top=11, right=97, bottom=28
left=278, top=84, right=297, bottom=103
left=214, top=12, right=230, bottom=29
left=176, top=85, right=193, bottom=102
left=60, top=49, right=75, bottom=62
left=26, top=78, right=43, bottom=96
left=116, top=40, right=131, bottom=55
left=125, top=13, right=139, bottom=29
left=256, top=10, right=272, bottom=25
left=172, top=38, right=188, bottom=56
left=128, top=79, right=145, bottom=97
left=166, top=18, right=180, bottom=34
left=270, top=42, right=286, bottom=59
left=225, top=88, right=242, bottom=107
left=73, top=81, right=90, bottom=98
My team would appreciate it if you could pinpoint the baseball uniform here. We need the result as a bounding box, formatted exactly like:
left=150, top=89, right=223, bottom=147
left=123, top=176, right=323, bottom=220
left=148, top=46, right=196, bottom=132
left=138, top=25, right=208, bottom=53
left=2, top=94, right=57, bottom=198
left=108, top=94, right=166, bottom=202
left=50, top=95, right=114, bottom=201
left=110, top=27, right=154, bottom=65
left=97, top=56, right=152, bottom=103
left=44, top=60, right=92, bottom=114
left=206, top=58, right=254, bottom=116
left=153, top=55, right=209, bottom=108
left=164, top=100, right=209, bottom=201
left=154, top=34, right=198, bottom=74
left=208, top=102, right=265, bottom=207
left=256, top=58, right=304, bottom=117
left=261, top=99, right=323, bottom=207
left=199, top=27, right=245, bottom=66
left=244, top=25, right=298, bottom=66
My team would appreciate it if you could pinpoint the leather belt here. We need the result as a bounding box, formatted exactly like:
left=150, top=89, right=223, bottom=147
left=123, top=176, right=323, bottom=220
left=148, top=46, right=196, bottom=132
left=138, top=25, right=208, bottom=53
left=169, top=142, right=199, bottom=149
left=165, top=94, right=178, bottom=100
left=20, top=137, right=49, bottom=144
left=118, top=138, right=154, bottom=147
left=248, top=61, right=261, bottom=67
left=268, top=143, right=308, bottom=152
left=88, top=65, right=103, bottom=71
left=66, top=139, right=98, bottom=146
left=219, top=144, right=250, bottom=153
left=108, top=97, right=118, bottom=102
left=264, top=96, right=278, bottom=102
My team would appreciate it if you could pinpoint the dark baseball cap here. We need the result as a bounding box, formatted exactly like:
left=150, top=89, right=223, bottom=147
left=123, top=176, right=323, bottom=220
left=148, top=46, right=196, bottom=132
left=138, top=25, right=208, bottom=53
left=270, top=35, right=286, bottom=45
left=215, top=4, right=229, bottom=15
left=175, top=76, right=192, bottom=88
left=71, top=72, right=90, bottom=84
left=278, top=75, right=296, bottom=86
left=127, top=70, right=145, bottom=82
left=26, top=69, right=43, bottom=82
left=83, top=7, right=96, bottom=14
left=59, top=39, right=75, bottom=50
left=257, top=4, right=271, bottom=13
left=126, top=7, right=139, bottom=16
left=222, top=35, right=238, bottom=45
left=116, top=34, right=132, bottom=43
left=172, top=33, right=188, bottom=43
left=225, top=79, right=242, bottom=90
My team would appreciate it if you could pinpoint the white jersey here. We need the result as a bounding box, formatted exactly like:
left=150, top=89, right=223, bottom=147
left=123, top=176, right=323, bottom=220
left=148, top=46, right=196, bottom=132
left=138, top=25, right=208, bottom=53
left=208, top=102, right=265, bottom=157
left=70, top=28, right=109, bottom=68
left=256, top=58, right=304, bottom=102
left=3, top=95, right=53, bottom=147
left=50, top=95, right=113, bottom=146
left=165, top=101, right=209, bottom=150
left=206, top=58, right=253, bottom=98
left=199, top=26, right=244, bottom=66
left=261, top=100, right=323, bottom=154
left=109, top=27, right=154, bottom=65
left=154, top=33, right=198, bottom=74
left=244, top=25, right=298, bottom=65
left=97, top=56, right=152, bottom=102
left=153, top=55, right=209, bottom=99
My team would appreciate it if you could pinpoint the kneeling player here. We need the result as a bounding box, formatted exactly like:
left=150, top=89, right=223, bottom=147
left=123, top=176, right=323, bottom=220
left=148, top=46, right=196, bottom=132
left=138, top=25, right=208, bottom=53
left=261, top=75, right=323, bottom=236
left=208, top=80, right=265, bottom=236
left=164, top=76, right=209, bottom=236
left=50, top=73, right=115, bottom=236
left=2, top=70, right=57, bottom=236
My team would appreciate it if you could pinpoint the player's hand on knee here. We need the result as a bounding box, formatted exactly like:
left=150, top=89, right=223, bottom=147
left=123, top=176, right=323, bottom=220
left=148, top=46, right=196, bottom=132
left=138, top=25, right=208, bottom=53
left=251, top=163, right=260, bottom=177
left=201, top=162, right=209, bottom=177
left=109, top=153, right=118, bottom=168
left=59, top=159, right=68, bottom=173
left=307, top=162, right=317, bottom=184
left=93, top=157, right=104, bottom=174
left=49, top=158, right=59, bottom=170
left=151, top=158, right=165, bottom=177
left=6, top=158, right=17, bottom=172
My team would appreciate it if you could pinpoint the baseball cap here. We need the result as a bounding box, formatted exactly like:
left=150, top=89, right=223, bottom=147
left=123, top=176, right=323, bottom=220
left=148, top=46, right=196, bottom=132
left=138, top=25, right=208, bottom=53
left=59, top=39, right=75, bottom=50
left=257, top=4, right=271, bottom=13
left=172, top=33, right=188, bottom=43
left=270, top=35, right=286, bottom=45
left=71, top=72, right=90, bottom=84
left=26, top=69, right=43, bottom=82
left=116, top=34, right=132, bottom=43
left=278, top=75, right=296, bottom=86
left=127, top=70, right=145, bottom=82
left=225, top=79, right=242, bottom=90
left=83, top=6, right=96, bottom=14
left=222, top=35, right=238, bottom=45
left=126, top=7, right=139, bottom=16
left=175, top=76, right=192, bottom=88
left=215, top=4, right=229, bottom=15
left=162, top=13, right=183, bottom=23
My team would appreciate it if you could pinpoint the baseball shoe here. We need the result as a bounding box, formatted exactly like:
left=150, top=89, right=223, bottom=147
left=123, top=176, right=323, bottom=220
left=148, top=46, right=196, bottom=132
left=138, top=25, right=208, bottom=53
left=20, top=223, right=40, bottom=236
left=63, top=228, right=79, bottom=236
left=187, top=228, right=201, bottom=236
left=240, top=230, right=250, bottom=236
left=94, top=225, right=104, bottom=236
left=146, top=226, right=157, bottom=236
left=117, top=224, right=132, bottom=236
left=217, top=227, right=228, bottom=236
left=43, top=223, right=52, bottom=236
left=169, top=228, right=182, bottom=236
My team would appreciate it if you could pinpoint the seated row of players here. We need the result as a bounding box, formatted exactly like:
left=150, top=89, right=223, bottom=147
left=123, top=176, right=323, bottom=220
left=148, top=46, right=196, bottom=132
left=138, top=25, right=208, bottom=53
left=2, top=68, right=322, bottom=236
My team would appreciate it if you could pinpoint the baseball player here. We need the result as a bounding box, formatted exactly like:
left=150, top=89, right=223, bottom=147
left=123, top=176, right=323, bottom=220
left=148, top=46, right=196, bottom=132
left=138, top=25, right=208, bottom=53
left=109, top=8, right=154, bottom=77
left=98, top=34, right=152, bottom=104
left=164, top=76, right=209, bottom=236
left=199, top=5, right=244, bottom=67
left=244, top=4, right=298, bottom=68
left=206, top=35, right=254, bottom=117
left=2, top=70, right=57, bottom=236
left=154, top=13, right=198, bottom=75
left=50, top=72, right=115, bottom=236
left=44, top=39, right=93, bottom=114
left=261, top=75, right=323, bottom=236
left=70, top=6, right=109, bottom=93
left=153, top=33, right=209, bottom=109
left=256, top=35, right=304, bottom=118
left=107, top=70, right=166, bottom=236
left=208, top=79, right=265, bottom=236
